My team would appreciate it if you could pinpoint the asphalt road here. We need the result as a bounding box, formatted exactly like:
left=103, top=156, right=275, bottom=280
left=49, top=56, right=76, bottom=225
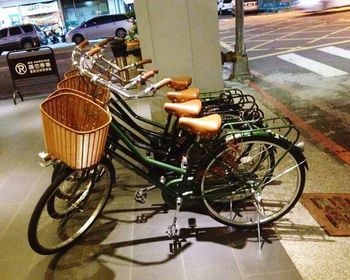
left=219, top=7, right=350, bottom=163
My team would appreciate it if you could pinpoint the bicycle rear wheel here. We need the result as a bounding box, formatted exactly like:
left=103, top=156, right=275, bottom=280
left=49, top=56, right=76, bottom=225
left=28, top=158, right=114, bottom=255
left=198, top=135, right=306, bottom=228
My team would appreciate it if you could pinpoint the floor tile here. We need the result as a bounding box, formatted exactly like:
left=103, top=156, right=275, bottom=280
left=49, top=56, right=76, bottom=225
left=233, top=229, right=298, bottom=276
left=0, top=94, right=303, bottom=280
left=0, top=257, right=34, bottom=280
left=0, top=203, right=22, bottom=237
left=0, top=174, right=38, bottom=204
left=243, top=270, right=302, bottom=280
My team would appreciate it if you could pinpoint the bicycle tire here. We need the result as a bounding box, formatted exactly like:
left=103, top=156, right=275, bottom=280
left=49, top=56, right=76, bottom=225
left=197, top=135, right=306, bottom=228
left=28, top=158, right=114, bottom=255
left=51, top=162, right=66, bottom=183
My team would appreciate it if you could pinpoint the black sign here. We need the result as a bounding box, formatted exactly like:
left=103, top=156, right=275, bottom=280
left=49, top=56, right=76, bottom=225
left=7, top=51, right=58, bottom=80
left=6, top=47, right=60, bottom=105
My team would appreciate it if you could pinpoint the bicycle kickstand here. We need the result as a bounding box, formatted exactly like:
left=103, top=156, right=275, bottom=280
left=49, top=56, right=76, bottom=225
left=167, top=197, right=183, bottom=253
left=253, top=191, right=264, bottom=252
left=134, top=185, right=157, bottom=203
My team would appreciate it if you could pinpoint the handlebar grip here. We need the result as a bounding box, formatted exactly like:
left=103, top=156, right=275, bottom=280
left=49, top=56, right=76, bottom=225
left=77, top=40, right=89, bottom=50
left=153, top=78, right=172, bottom=90
left=140, top=69, right=159, bottom=81
left=97, top=37, right=115, bottom=47
left=87, top=46, right=102, bottom=56
left=136, top=58, right=152, bottom=66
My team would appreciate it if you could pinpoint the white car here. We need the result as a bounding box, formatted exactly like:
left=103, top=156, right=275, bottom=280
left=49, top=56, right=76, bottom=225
left=232, top=0, right=259, bottom=15
left=66, top=14, right=133, bottom=45
left=296, top=0, right=350, bottom=11
left=217, top=0, right=233, bottom=15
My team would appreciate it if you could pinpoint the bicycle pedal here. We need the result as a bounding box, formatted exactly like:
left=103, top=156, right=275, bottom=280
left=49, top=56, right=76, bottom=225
left=136, top=214, right=148, bottom=223
left=169, top=240, right=182, bottom=254
left=188, top=218, right=196, bottom=228
left=134, top=190, right=147, bottom=204
left=166, top=225, right=179, bottom=238
left=134, top=195, right=146, bottom=204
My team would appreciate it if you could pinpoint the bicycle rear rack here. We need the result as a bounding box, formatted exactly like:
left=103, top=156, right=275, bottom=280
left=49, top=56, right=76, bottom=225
left=222, top=116, right=301, bottom=146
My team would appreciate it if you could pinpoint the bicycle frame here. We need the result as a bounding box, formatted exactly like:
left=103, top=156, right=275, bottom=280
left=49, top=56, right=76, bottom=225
left=106, top=119, right=196, bottom=199
left=77, top=44, right=306, bottom=202
left=106, top=97, right=302, bottom=201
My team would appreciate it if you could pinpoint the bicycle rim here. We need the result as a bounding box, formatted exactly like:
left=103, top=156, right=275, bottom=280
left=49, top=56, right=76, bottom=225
left=200, top=136, right=305, bottom=228
left=28, top=160, right=112, bottom=254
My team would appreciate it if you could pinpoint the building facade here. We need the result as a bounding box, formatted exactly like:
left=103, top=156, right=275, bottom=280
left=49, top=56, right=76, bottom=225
left=0, top=0, right=128, bottom=30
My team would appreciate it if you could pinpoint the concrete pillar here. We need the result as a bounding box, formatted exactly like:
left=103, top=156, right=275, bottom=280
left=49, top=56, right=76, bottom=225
left=134, top=0, right=223, bottom=93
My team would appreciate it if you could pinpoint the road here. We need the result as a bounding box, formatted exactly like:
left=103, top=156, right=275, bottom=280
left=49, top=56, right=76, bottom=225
left=219, top=7, right=350, bottom=163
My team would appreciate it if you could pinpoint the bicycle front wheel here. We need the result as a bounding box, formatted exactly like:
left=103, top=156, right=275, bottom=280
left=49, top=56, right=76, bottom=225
left=198, top=135, right=306, bottom=228
left=28, top=158, right=114, bottom=255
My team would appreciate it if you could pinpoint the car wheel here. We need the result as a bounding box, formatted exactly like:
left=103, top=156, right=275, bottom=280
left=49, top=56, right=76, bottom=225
left=72, top=34, right=84, bottom=45
left=23, top=40, right=34, bottom=51
left=115, top=28, right=127, bottom=38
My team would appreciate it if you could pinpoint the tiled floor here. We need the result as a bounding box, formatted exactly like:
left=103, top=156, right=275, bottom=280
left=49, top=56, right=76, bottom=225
left=0, top=96, right=303, bottom=280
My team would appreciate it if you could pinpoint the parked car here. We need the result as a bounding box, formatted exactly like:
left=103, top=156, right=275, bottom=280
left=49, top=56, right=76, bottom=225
left=217, top=0, right=234, bottom=15
left=232, top=0, right=259, bottom=15
left=65, top=14, right=134, bottom=45
left=0, top=24, right=47, bottom=55
left=296, top=0, right=350, bottom=11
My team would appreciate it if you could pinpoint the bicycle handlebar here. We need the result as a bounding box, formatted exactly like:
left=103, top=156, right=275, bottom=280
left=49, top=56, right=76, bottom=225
left=77, top=40, right=89, bottom=51
left=141, top=69, right=159, bottom=81
left=79, top=53, right=171, bottom=98
left=137, top=58, right=152, bottom=66
left=152, top=78, right=172, bottom=90
left=97, top=37, right=115, bottom=47
left=123, top=69, right=159, bottom=89
left=117, top=58, right=153, bottom=73
left=87, top=46, right=102, bottom=56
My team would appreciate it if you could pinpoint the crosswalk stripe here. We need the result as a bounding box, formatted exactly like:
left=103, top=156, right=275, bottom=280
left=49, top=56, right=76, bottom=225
left=220, top=41, right=234, bottom=52
left=277, top=53, right=348, bottom=77
left=318, top=46, right=350, bottom=60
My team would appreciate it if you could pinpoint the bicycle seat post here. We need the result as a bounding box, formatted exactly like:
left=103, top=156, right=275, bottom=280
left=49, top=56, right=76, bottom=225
left=163, top=113, right=173, bottom=136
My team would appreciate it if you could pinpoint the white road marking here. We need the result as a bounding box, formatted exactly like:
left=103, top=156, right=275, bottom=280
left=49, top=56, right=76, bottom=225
left=220, top=41, right=234, bottom=52
left=318, top=46, right=350, bottom=60
left=277, top=53, right=348, bottom=77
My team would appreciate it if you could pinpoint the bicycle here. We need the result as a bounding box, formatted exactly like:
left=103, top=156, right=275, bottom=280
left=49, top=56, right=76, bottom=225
left=69, top=38, right=264, bottom=121
left=28, top=42, right=308, bottom=255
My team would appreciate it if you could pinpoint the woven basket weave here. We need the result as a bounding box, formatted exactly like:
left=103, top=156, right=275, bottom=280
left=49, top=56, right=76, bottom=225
left=40, top=93, right=111, bottom=169
left=63, top=69, right=80, bottom=79
left=47, top=88, right=105, bottom=108
left=57, top=74, right=111, bottom=106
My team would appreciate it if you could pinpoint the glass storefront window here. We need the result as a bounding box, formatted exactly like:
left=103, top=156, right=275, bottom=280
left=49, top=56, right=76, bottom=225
left=2, top=6, right=21, bottom=27
left=61, top=0, right=111, bottom=29
left=61, top=0, right=127, bottom=29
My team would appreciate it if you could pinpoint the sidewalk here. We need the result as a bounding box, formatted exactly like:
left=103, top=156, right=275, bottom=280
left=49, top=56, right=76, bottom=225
left=0, top=72, right=349, bottom=279
left=225, top=76, right=350, bottom=280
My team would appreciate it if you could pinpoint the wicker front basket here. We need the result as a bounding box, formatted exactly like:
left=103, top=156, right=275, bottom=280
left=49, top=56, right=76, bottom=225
left=57, top=74, right=111, bottom=105
left=47, top=88, right=105, bottom=108
left=63, top=69, right=80, bottom=79
left=40, top=93, right=112, bottom=169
